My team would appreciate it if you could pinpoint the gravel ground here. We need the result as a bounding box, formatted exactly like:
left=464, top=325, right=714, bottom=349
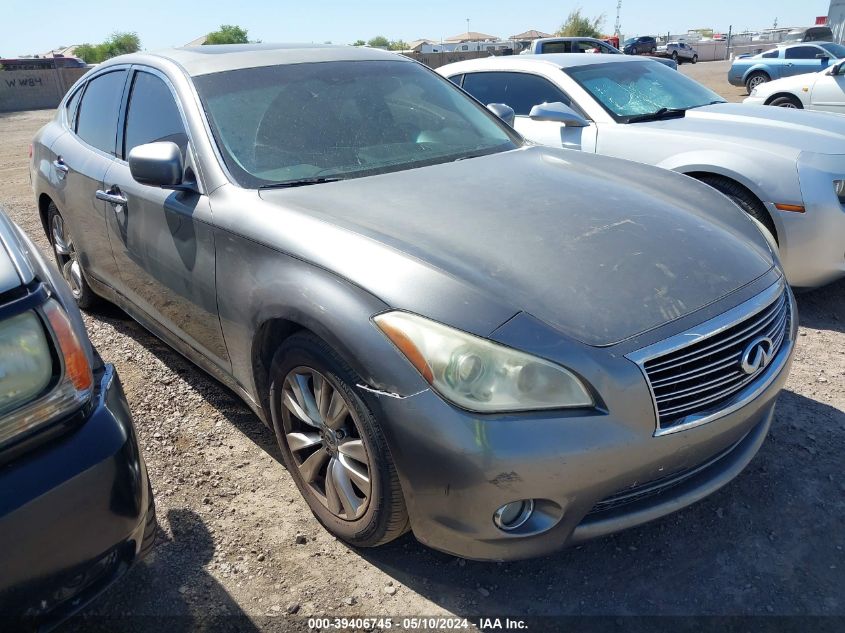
left=0, top=76, right=843, bottom=630
left=680, top=60, right=749, bottom=102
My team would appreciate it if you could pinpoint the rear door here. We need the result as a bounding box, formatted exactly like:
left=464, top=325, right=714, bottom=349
left=103, top=67, right=229, bottom=371
left=48, top=68, right=128, bottom=291
left=461, top=70, right=598, bottom=151
left=783, top=45, right=830, bottom=77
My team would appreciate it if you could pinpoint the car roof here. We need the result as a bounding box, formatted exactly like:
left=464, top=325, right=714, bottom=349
left=443, top=53, right=653, bottom=73
left=534, top=37, right=604, bottom=43
left=101, top=43, right=409, bottom=77
left=777, top=41, right=833, bottom=48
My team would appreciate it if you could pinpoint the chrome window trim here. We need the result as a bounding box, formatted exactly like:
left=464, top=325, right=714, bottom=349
left=65, top=65, right=132, bottom=161
left=627, top=278, right=793, bottom=437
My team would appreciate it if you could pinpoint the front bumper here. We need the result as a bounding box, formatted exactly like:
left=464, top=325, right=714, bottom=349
left=743, top=95, right=767, bottom=106
left=0, top=365, right=151, bottom=625
left=375, top=314, right=795, bottom=561
left=776, top=152, right=845, bottom=288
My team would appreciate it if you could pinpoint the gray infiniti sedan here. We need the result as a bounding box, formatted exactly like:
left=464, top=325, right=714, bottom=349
left=31, top=44, right=796, bottom=561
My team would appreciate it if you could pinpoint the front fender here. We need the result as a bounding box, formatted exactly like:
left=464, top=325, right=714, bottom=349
left=657, top=150, right=801, bottom=207
left=744, top=63, right=777, bottom=83
left=214, top=230, right=431, bottom=413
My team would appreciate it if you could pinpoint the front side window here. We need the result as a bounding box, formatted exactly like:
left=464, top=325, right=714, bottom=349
left=565, top=61, right=724, bottom=122
left=461, top=71, right=570, bottom=115
left=123, top=71, right=189, bottom=160
left=75, top=70, right=128, bottom=154
left=193, top=61, right=519, bottom=188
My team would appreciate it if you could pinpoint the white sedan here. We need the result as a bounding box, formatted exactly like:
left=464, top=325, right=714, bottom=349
left=744, top=60, right=845, bottom=111
left=438, top=54, right=845, bottom=289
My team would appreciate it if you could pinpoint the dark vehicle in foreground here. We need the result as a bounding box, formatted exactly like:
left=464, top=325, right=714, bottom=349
left=0, top=211, right=154, bottom=625
left=623, top=35, right=657, bottom=55
left=31, top=44, right=794, bottom=561
left=729, top=42, right=845, bottom=92
left=523, top=37, right=677, bottom=69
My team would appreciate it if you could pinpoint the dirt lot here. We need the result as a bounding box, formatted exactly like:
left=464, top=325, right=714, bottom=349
left=0, top=69, right=843, bottom=629
left=681, top=60, right=749, bottom=102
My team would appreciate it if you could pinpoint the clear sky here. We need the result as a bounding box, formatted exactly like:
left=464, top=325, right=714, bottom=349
left=1, top=0, right=833, bottom=56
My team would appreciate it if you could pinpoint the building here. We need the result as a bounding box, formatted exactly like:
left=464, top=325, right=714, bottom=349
left=830, top=0, right=845, bottom=43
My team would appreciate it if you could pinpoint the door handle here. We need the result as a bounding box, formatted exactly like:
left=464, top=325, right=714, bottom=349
left=95, top=189, right=128, bottom=209
left=53, top=158, right=69, bottom=177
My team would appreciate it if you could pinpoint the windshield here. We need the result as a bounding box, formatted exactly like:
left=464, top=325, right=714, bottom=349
left=193, top=60, right=519, bottom=188
left=820, top=43, right=845, bottom=58
left=564, top=61, right=725, bottom=122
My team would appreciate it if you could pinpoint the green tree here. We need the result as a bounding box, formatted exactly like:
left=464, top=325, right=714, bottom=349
left=204, top=24, right=250, bottom=45
left=353, top=39, right=367, bottom=47
left=75, top=32, right=141, bottom=63
left=556, top=8, right=605, bottom=39
left=388, top=39, right=409, bottom=51
left=367, top=36, right=390, bottom=48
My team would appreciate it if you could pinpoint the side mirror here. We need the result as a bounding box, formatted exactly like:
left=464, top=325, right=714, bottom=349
left=529, top=102, right=589, bottom=127
left=128, top=142, right=184, bottom=188
left=486, top=103, right=516, bottom=126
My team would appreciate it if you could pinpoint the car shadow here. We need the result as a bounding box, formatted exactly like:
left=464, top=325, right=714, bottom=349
left=795, top=277, right=845, bottom=335
left=354, top=390, right=844, bottom=616
left=84, top=302, right=282, bottom=465
left=64, top=509, right=261, bottom=631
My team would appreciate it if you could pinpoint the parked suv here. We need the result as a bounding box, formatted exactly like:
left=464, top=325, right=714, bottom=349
left=32, top=44, right=794, bottom=561
left=623, top=36, right=657, bottom=55
left=656, top=41, right=698, bottom=63
left=0, top=210, right=154, bottom=626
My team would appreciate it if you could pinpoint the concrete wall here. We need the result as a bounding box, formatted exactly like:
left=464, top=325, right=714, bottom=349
left=0, top=67, right=87, bottom=112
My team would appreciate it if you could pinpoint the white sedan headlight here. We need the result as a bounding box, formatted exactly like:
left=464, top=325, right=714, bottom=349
left=374, top=311, right=594, bottom=412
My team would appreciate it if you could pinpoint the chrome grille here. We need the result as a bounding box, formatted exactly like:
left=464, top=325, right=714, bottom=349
left=632, top=282, right=791, bottom=433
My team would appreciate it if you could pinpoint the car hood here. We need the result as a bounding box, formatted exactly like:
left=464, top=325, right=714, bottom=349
left=260, top=147, right=774, bottom=347
left=641, top=102, right=845, bottom=156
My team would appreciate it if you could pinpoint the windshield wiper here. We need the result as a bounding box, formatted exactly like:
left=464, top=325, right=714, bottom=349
left=259, top=177, right=343, bottom=190
left=626, top=107, right=688, bottom=124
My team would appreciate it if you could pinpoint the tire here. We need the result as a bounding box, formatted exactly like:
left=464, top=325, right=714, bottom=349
left=139, top=480, right=158, bottom=559
left=745, top=71, right=770, bottom=94
left=696, top=174, right=778, bottom=242
left=769, top=95, right=803, bottom=109
left=269, top=332, right=409, bottom=548
left=47, top=203, right=99, bottom=310
left=692, top=55, right=698, bottom=64
left=672, top=51, right=679, bottom=63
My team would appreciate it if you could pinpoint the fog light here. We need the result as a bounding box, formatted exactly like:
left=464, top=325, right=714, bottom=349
left=493, top=499, right=534, bottom=531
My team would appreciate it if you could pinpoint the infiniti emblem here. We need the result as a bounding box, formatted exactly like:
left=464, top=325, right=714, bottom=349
left=741, top=337, right=775, bottom=376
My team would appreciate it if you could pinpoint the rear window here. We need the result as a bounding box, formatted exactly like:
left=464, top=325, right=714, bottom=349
left=76, top=70, right=127, bottom=154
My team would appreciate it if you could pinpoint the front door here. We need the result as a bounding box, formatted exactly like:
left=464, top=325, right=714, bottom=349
left=783, top=46, right=830, bottom=78
left=104, top=68, right=230, bottom=372
left=460, top=71, right=598, bottom=151
left=810, top=70, right=845, bottom=113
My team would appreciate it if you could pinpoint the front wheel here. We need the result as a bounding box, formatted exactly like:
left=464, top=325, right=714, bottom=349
left=47, top=203, right=99, bottom=310
left=672, top=51, right=679, bottom=63
left=269, top=332, right=409, bottom=548
left=769, top=95, right=803, bottom=109
left=691, top=55, right=698, bottom=64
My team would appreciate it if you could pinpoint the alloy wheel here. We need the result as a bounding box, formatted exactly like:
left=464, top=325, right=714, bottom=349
left=51, top=213, right=84, bottom=300
left=281, top=367, right=372, bottom=521
left=748, top=75, right=767, bottom=90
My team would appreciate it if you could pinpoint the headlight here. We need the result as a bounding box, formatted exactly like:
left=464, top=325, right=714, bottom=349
left=0, top=312, right=53, bottom=413
left=0, top=298, right=93, bottom=447
left=834, top=179, right=845, bottom=205
left=374, top=311, right=593, bottom=412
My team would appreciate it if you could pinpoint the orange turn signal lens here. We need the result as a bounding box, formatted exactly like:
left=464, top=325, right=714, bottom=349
left=43, top=300, right=93, bottom=393
left=373, top=317, right=434, bottom=383
left=775, top=203, right=805, bottom=213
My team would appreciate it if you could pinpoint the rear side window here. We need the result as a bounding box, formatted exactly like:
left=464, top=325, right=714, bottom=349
left=64, top=87, right=83, bottom=129
left=785, top=46, right=823, bottom=59
left=762, top=50, right=779, bottom=59
left=75, top=70, right=127, bottom=154
left=448, top=74, right=463, bottom=87
left=540, top=41, right=570, bottom=54
left=462, top=72, right=570, bottom=116
left=123, top=71, right=189, bottom=159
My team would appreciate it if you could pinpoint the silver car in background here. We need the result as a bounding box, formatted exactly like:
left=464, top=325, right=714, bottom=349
left=441, top=54, right=845, bottom=289
left=31, top=44, right=794, bottom=561
left=656, top=41, right=698, bottom=64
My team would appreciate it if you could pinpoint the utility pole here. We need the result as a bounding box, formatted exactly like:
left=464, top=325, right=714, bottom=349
left=466, top=18, right=471, bottom=35
left=614, top=0, right=623, bottom=36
